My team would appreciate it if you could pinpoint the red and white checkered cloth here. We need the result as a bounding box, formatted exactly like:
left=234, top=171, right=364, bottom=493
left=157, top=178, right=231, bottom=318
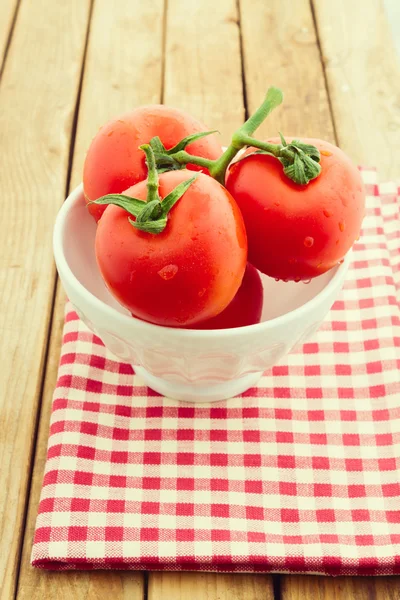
left=32, top=169, right=400, bottom=575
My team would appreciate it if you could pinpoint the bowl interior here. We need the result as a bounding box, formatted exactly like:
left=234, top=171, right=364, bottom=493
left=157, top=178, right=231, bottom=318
left=62, top=189, right=338, bottom=323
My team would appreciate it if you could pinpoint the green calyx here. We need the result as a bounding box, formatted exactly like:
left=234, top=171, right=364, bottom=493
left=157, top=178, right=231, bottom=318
left=151, top=86, right=322, bottom=186
left=246, top=134, right=321, bottom=185
left=90, top=144, right=197, bottom=234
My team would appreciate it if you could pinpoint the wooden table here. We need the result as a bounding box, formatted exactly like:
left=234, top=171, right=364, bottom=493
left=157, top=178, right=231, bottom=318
left=1, top=1, right=400, bottom=598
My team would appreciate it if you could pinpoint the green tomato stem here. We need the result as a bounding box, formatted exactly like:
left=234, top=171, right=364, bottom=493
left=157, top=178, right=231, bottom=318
left=139, top=143, right=160, bottom=203
left=155, top=86, right=322, bottom=186
left=166, top=151, right=215, bottom=171
left=208, top=87, right=284, bottom=183
left=151, top=87, right=284, bottom=185
left=235, top=135, right=282, bottom=156
left=236, top=87, right=283, bottom=137
left=208, top=145, right=242, bottom=184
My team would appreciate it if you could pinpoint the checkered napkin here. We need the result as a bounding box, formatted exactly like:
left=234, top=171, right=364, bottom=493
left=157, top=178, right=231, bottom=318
left=32, top=169, right=400, bottom=575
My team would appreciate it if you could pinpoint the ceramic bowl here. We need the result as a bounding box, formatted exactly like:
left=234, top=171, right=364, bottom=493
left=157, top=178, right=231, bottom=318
left=53, top=184, right=350, bottom=402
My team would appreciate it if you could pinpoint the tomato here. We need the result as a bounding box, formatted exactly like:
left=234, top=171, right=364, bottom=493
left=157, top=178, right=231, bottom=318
left=83, top=105, right=223, bottom=222
left=95, top=170, right=247, bottom=327
left=190, top=263, right=263, bottom=330
left=226, top=138, right=365, bottom=281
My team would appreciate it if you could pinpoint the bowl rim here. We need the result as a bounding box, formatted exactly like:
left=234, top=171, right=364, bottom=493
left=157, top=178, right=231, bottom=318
left=53, top=183, right=350, bottom=340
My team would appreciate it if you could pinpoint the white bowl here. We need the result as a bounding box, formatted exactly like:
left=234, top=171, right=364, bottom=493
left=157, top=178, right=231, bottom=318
left=53, top=185, right=350, bottom=402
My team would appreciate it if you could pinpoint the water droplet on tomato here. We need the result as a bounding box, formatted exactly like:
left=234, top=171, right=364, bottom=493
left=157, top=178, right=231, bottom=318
left=321, top=150, right=332, bottom=157
left=158, top=264, right=178, bottom=280
left=323, top=209, right=332, bottom=218
left=304, top=236, right=314, bottom=248
left=339, top=222, right=345, bottom=232
left=339, top=259, right=344, bottom=265
left=107, top=130, right=114, bottom=137
left=303, top=279, right=312, bottom=284
left=294, top=276, right=301, bottom=283
left=275, top=278, right=280, bottom=282
left=274, top=201, right=280, bottom=207
left=198, top=288, right=206, bottom=297
left=317, top=262, right=323, bottom=269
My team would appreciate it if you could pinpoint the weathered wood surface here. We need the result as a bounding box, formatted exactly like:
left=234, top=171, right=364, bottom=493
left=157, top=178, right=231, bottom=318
left=312, top=0, right=400, bottom=180
left=1, top=0, right=399, bottom=599
left=16, top=0, right=165, bottom=597
left=0, top=1, right=91, bottom=597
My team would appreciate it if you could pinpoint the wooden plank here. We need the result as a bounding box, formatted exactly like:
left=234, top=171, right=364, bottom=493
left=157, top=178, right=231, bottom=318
left=0, top=0, right=91, bottom=598
left=312, top=0, right=400, bottom=179
left=70, top=0, right=165, bottom=190
left=0, top=0, right=19, bottom=70
left=148, top=1, right=275, bottom=598
left=244, top=2, right=400, bottom=596
left=16, top=0, right=164, bottom=597
left=164, top=0, right=245, bottom=143
left=241, top=8, right=399, bottom=600
left=239, top=2, right=335, bottom=598
left=16, top=288, right=145, bottom=600
left=239, top=0, right=335, bottom=142
left=281, top=575, right=400, bottom=600
left=149, top=572, right=274, bottom=600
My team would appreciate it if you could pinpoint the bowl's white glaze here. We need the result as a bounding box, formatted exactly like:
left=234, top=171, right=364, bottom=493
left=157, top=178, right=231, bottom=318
left=53, top=185, right=350, bottom=402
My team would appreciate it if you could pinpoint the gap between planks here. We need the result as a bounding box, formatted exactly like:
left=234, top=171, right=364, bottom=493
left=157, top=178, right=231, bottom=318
left=0, top=0, right=21, bottom=78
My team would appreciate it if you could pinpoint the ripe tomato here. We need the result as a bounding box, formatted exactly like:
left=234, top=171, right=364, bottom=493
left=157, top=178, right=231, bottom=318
left=191, top=263, right=263, bottom=330
left=226, top=139, right=365, bottom=281
left=95, top=171, right=247, bottom=327
left=83, top=105, right=222, bottom=222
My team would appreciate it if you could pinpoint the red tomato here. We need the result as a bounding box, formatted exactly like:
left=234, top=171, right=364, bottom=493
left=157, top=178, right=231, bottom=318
left=226, top=139, right=365, bottom=281
left=95, top=171, right=247, bottom=327
left=190, top=263, right=263, bottom=330
left=84, top=105, right=222, bottom=222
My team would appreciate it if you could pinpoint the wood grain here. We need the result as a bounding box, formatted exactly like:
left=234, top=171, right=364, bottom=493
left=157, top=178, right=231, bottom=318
left=239, top=2, right=333, bottom=598
left=280, top=13, right=400, bottom=600
left=70, top=0, right=165, bottom=190
left=149, top=572, right=274, bottom=600
left=12, top=1, right=400, bottom=600
left=312, top=0, right=400, bottom=179
left=239, top=0, right=335, bottom=141
left=0, top=0, right=19, bottom=70
left=16, top=289, right=144, bottom=600
left=148, top=1, right=275, bottom=597
left=0, top=1, right=91, bottom=598
left=16, top=0, right=164, bottom=597
left=281, top=575, right=400, bottom=600
left=164, top=0, right=244, bottom=143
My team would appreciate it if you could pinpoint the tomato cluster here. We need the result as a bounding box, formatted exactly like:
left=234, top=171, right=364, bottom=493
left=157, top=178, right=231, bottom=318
left=83, top=88, right=365, bottom=329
